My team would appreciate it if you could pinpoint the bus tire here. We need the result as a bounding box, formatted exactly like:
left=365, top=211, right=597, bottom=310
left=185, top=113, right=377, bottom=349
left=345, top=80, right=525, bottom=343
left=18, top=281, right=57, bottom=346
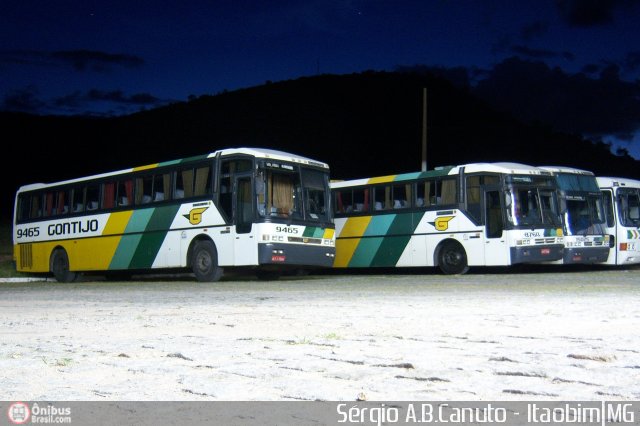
left=191, top=240, right=223, bottom=282
left=51, top=248, right=78, bottom=283
left=437, top=240, right=469, bottom=275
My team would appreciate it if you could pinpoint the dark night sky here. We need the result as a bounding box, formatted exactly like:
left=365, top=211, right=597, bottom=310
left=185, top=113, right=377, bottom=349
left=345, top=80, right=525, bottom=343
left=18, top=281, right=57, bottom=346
left=2, top=0, right=640, bottom=158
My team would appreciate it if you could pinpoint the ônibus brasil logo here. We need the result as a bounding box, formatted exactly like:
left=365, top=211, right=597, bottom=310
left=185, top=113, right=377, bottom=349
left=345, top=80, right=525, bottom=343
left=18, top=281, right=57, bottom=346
left=7, top=402, right=30, bottom=424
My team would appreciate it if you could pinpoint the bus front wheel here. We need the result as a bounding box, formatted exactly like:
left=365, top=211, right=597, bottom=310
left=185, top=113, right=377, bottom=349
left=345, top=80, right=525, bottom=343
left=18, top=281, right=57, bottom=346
left=191, top=240, right=223, bottom=282
left=437, top=241, right=469, bottom=275
left=51, top=248, right=78, bottom=283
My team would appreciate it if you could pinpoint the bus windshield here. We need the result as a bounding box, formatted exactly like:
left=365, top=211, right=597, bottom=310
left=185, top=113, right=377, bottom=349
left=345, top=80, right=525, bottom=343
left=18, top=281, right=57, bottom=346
left=564, top=196, right=606, bottom=235
left=256, top=164, right=330, bottom=223
left=505, top=186, right=561, bottom=228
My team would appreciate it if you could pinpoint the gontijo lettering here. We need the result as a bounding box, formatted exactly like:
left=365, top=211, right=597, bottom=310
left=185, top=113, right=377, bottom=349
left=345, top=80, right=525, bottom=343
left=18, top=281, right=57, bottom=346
left=48, top=219, right=99, bottom=236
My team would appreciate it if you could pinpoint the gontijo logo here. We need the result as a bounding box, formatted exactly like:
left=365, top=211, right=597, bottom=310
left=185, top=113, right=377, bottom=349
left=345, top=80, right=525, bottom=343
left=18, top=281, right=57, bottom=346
left=7, top=402, right=30, bottom=424
left=183, top=206, right=209, bottom=225
left=429, top=215, right=455, bottom=231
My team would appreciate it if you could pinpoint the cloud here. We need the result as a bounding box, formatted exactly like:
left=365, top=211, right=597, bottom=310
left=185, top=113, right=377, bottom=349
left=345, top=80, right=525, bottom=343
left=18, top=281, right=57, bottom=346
left=51, top=50, right=145, bottom=71
left=53, top=89, right=161, bottom=108
left=2, top=86, right=164, bottom=115
left=1, top=86, right=45, bottom=113
left=0, top=49, right=144, bottom=72
left=520, top=21, right=549, bottom=41
left=509, top=45, right=575, bottom=61
left=472, top=57, right=640, bottom=140
left=555, top=0, right=637, bottom=27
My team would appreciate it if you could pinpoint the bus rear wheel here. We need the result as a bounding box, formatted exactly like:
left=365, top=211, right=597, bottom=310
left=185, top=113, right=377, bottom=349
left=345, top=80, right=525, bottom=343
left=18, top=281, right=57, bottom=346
left=437, top=241, right=469, bottom=275
left=51, top=248, right=79, bottom=283
left=191, top=240, right=223, bottom=282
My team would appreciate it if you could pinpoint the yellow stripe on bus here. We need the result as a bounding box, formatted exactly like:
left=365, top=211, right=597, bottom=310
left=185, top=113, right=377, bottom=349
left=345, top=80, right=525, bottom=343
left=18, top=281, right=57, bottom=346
left=74, top=236, right=126, bottom=270
left=334, top=238, right=363, bottom=267
left=323, top=228, right=335, bottom=240
left=103, top=211, right=134, bottom=235
left=333, top=216, right=371, bottom=267
left=133, top=163, right=159, bottom=172
left=368, top=175, right=397, bottom=184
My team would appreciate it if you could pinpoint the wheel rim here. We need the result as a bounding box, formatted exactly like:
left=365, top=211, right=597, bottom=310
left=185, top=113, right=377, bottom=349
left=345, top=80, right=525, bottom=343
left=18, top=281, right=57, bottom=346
left=196, top=250, right=212, bottom=274
left=54, top=252, right=67, bottom=274
left=443, top=249, right=462, bottom=267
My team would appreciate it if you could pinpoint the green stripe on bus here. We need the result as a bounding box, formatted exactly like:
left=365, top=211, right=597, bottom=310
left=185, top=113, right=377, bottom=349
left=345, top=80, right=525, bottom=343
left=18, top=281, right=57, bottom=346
left=369, top=235, right=411, bottom=266
left=392, top=172, right=423, bottom=182
left=128, top=205, right=181, bottom=268
left=179, top=154, right=210, bottom=164
left=110, top=209, right=156, bottom=269
left=302, top=226, right=324, bottom=238
left=109, top=234, right=144, bottom=270
left=125, top=209, right=155, bottom=233
left=349, top=237, right=384, bottom=267
left=364, top=215, right=395, bottom=236
left=347, top=215, right=396, bottom=266
left=368, top=213, right=418, bottom=266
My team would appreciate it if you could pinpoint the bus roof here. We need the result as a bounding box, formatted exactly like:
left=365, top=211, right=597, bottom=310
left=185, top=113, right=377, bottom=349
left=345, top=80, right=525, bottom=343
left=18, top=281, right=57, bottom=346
left=18, top=147, right=329, bottom=193
left=596, top=176, right=640, bottom=189
left=330, top=162, right=552, bottom=189
left=212, top=147, right=329, bottom=169
left=452, top=162, right=552, bottom=175
left=539, top=165, right=594, bottom=176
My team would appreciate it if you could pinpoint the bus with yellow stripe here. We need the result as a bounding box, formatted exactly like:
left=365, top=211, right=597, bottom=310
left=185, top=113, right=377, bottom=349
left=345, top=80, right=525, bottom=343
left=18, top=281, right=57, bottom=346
left=13, top=147, right=335, bottom=282
left=331, top=163, right=564, bottom=274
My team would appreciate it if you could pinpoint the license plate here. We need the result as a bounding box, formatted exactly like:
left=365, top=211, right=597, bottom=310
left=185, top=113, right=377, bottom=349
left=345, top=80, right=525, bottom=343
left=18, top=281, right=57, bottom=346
left=541, top=248, right=550, bottom=255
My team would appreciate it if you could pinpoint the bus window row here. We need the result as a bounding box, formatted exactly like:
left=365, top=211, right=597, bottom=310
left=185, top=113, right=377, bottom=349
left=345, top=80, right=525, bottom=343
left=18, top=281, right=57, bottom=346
left=17, top=164, right=213, bottom=222
left=334, top=177, right=458, bottom=215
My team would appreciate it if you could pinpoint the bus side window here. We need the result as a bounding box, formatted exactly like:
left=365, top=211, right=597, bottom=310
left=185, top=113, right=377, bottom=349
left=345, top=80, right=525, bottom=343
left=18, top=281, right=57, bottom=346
left=465, top=176, right=481, bottom=223
left=135, top=176, right=153, bottom=205
left=86, top=184, right=100, bottom=211
left=602, top=190, right=615, bottom=227
left=153, top=173, right=170, bottom=202
left=374, top=185, right=392, bottom=211
left=102, top=182, right=116, bottom=209
left=438, top=178, right=457, bottom=205
left=17, top=194, right=30, bottom=221
left=194, top=166, right=212, bottom=197
left=43, top=192, right=55, bottom=217
left=117, top=180, right=133, bottom=206
left=415, top=180, right=432, bottom=208
left=72, top=187, right=85, bottom=213
left=32, top=194, right=42, bottom=218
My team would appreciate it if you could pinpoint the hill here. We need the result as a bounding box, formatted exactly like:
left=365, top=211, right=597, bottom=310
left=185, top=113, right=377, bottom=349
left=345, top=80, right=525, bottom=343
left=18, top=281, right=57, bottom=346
left=1, top=70, right=638, bottom=222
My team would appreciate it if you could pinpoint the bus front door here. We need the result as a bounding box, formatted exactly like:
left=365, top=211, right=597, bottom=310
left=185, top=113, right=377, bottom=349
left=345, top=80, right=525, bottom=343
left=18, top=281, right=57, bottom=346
left=484, top=188, right=510, bottom=265
left=233, top=175, right=258, bottom=265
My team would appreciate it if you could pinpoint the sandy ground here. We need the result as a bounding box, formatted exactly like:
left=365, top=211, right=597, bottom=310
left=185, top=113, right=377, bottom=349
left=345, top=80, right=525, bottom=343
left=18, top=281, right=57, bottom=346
left=0, top=268, right=639, bottom=401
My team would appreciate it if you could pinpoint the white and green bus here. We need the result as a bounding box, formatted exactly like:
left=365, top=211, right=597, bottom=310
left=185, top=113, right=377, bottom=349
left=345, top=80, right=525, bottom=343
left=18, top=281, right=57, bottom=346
left=331, top=163, right=564, bottom=274
left=13, top=147, right=335, bottom=282
left=539, top=166, right=610, bottom=264
left=596, top=176, right=640, bottom=266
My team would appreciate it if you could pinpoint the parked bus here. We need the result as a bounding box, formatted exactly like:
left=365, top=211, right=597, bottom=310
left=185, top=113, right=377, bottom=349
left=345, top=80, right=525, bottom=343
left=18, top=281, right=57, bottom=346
left=331, top=163, right=564, bottom=274
left=13, top=147, right=336, bottom=282
left=539, top=166, right=609, bottom=264
left=596, top=176, right=640, bottom=266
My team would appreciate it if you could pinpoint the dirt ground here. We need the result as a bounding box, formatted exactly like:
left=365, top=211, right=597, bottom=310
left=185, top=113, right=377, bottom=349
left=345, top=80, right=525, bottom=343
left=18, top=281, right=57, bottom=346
left=1, top=268, right=639, bottom=401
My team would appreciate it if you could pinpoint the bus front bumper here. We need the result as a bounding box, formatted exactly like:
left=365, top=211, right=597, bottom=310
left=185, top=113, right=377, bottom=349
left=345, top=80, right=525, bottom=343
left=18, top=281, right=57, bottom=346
left=258, top=243, right=336, bottom=268
left=562, top=247, right=610, bottom=264
left=511, top=244, right=564, bottom=264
